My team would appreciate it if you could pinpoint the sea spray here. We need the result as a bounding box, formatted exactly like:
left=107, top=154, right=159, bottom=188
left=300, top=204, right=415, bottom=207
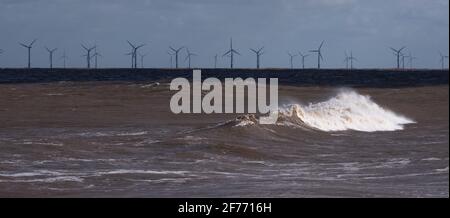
left=233, top=90, right=415, bottom=132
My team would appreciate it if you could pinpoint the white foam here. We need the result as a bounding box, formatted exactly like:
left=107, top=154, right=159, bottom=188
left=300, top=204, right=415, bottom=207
left=234, top=90, right=415, bottom=132
left=117, top=131, right=148, bottom=136
left=0, top=176, right=84, bottom=183
left=0, top=170, right=63, bottom=177
left=98, top=169, right=189, bottom=175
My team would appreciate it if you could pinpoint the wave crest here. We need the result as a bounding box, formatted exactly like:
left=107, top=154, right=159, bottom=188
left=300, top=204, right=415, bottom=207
left=233, top=90, right=414, bottom=132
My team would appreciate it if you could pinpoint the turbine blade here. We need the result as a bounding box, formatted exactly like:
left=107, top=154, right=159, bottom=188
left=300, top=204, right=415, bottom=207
left=136, top=44, right=145, bottom=49
left=30, top=39, right=37, bottom=47
left=222, top=50, right=231, bottom=57
left=127, top=41, right=135, bottom=48
left=319, top=40, right=325, bottom=50
left=19, top=43, right=28, bottom=48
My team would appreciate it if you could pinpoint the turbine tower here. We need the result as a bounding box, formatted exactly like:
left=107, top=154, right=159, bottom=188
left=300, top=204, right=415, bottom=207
left=139, top=52, right=148, bottom=68
left=250, top=47, right=264, bottom=69
left=407, top=52, right=417, bottom=69
left=287, top=52, right=298, bottom=69
left=60, top=50, right=68, bottom=68
left=223, top=38, right=240, bottom=69
left=214, top=54, right=218, bottom=68
left=167, top=51, right=174, bottom=68
left=125, top=52, right=134, bottom=68
left=81, top=44, right=96, bottom=69
left=184, top=48, right=197, bottom=69
left=127, top=41, right=145, bottom=69
left=439, top=52, right=449, bottom=70
left=92, top=47, right=102, bottom=69
left=298, top=52, right=309, bottom=69
left=45, top=47, right=57, bottom=69
left=346, top=51, right=357, bottom=70
left=169, top=46, right=184, bottom=69
left=344, top=52, right=350, bottom=69
left=310, top=41, right=325, bottom=69
left=19, top=39, right=37, bottom=68
left=390, top=46, right=406, bottom=69
left=401, top=53, right=410, bottom=69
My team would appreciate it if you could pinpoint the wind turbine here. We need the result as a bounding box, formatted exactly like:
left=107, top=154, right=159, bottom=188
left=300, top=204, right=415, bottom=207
left=439, top=52, right=449, bottom=70
left=169, top=46, right=184, bottom=69
left=346, top=51, right=357, bottom=70
left=390, top=46, right=406, bottom=69
left=223, top=38, right=240, bottom=69
left=401, top=53, right=410, bottom=69
left=19, top=39, right=37, bottom=68
left=127, top=41, right=145, bottom=69
left=344, top=52, right=350, bottom=69
left=250, top=47, right=264, bottom=69
left=298, top=51, right=309, bottom=69
left=287, top=52, right=298, bottom=69
left=167, top=51, right=174, bottom=68
left=184, top=48, right=197, bottom=69
left=91, top=47, right=102, bottom=69
left=310, top=41, right=325, bottom=69
left=81, top=44, right=96, bottom=69
left=214, top=54, right=218, bottom=68
left=60, top=50, right=68, bottom=68
left=45, top=47, right=57, bottom=69
left=0, top=49, right=3, bottom=66
left=407, top=52, right=417, bottom=69
left=138, top=52, right=149, bottom=68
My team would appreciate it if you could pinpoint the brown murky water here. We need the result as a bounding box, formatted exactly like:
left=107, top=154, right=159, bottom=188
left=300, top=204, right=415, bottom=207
left=0, top=82, right=448, bottom=197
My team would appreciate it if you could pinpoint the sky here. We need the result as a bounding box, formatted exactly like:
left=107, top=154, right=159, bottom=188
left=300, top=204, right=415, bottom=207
left=0, top=0, right=448, bottom=69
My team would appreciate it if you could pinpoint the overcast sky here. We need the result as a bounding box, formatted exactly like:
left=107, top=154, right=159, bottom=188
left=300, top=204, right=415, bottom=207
left=0, top=0, right=448, bottom=69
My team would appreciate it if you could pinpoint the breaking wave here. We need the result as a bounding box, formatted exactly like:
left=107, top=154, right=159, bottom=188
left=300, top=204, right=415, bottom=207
left=233, top=90, right=414, bottom=132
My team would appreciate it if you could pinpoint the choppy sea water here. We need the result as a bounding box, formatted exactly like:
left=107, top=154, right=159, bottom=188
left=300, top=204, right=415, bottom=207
left=0, top=82, right=448, bottom=197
